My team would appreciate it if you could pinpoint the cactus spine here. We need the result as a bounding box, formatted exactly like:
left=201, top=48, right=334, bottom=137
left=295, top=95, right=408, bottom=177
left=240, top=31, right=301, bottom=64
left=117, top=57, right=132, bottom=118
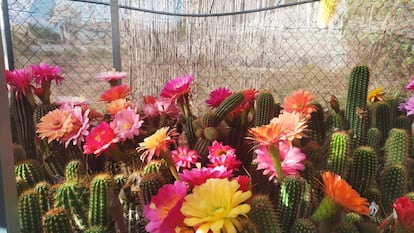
left=345, top=66, right=370, bottom=147
left=248, top=194, right=282, bottom=233
left=326, top=131, right=350, bottom=177
left=212, top=92, right=244, bottom=126
left=19, top=189, right=42, bottom=233
left=88, top=173, right=114, bottom=228
left=15, top=159, right=44, bottom=187
left=65, top=160, right=84, bottom=182
left=347, top=146, right=377, bottom=196
left=291, top=218, right=317, bottom=233
left=255, top=91, right=275, bottom=126
left=42, top=207, right=74, bottom=233
left=278, top=176, right=308, bottom=232
left=34, top=181, right=52, bottom=214
left=138, top=172, right=166, bottom=206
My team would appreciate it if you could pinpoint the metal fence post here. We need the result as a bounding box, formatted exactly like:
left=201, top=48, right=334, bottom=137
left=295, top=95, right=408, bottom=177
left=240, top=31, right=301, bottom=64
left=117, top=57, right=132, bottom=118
left=1, top=0, right=14, bottom=70
left=0, top=31, right=19, bottom=233
left=110, top=0, right=122, bottom=73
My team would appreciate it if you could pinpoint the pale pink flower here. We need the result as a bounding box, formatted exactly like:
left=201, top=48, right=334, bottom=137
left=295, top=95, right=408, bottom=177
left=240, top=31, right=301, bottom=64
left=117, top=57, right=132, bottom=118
left=110, top=107, right=143, bottom=141
left=160, top=75, right=193, bottom=101
left=144, top=181, right=188, bottom=233
left=171, top=146, right=200, bottom=171
left=155, top=97, right=180, bottom=120
left=56, top=96, right=88, bottom=108
left=97, top=70, right=127, bottom=82
left=253, top=142, right=306, bottom=180
left=60, top=106, right=90, bottom=147
left=205, top=87, right=232, bottom=108
left=207, top=140, right=241, bottom=171
left=178, top=165, right=232, bottom=187
left=270, top=111, right=308, bottom=143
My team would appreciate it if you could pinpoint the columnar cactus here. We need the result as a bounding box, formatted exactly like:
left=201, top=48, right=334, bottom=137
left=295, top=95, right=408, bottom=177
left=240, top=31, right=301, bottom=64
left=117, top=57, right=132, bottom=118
left=326, top=112, right=345, bottom=135
left=278, top=176, right=308, bottom=232
left=15, top=159, right=44, bottom=187
left=34, top=181, right=52, bottom=215
left=345, top=66, right=370, bottom=147
left=347, top=146, right=377, bottom=195
left=16, top=176, right=29, bottom=197
left=19, top=189, right=42, bottom=233
left=248, top=194, right=282, bottom=233
left=326, top=131, right=351, bottom=177
left=308, top=103, right=326, bottom=145
left=65, top=160, right=84, bottom=182
left=291, top=218, right=317, bottom=233
left=55, top=182, right=88, bottom=231
left=366, top=127, right=382, bottom=152
left=370, top=101, right=391, bottom=145
left=183, top=115, right=197, bottom=149
left=384, top=128, right=409, bottom=167
left=138, top=172, right=166, bottom=206
left=380, top=164, right=407, bottom=214
left=42, top=207, right=74, bottom=233
left=88, top=173, right=114, bottom=228
left=255, top=90, right=275, bottom=126
left=212, top=92, right=245, bottom=126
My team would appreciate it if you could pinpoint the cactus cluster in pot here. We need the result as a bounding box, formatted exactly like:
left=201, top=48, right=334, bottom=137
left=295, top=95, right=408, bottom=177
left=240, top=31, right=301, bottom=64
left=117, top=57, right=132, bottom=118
left=7, top=63, right=414, bottom=233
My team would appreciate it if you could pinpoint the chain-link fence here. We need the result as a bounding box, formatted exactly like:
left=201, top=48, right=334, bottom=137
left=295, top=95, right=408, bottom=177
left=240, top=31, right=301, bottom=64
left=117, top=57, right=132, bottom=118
left=5, top=0, right=414, bottom=113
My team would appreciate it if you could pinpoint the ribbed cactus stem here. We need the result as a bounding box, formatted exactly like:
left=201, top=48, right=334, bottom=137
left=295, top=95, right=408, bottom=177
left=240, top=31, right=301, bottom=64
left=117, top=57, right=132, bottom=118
left=348, top=146, right=377, bottom=195
left=366, top=127, right=381, bottom=152
left=370, top=101, right=391, bottom=144
left=84, top=225, right=107, bottom=233
left=16, top=176, right=29, bottom=197
left=345, top=66, right=370, bottom=147
left=183, top=115, right=197, bottom=149
left=308, top=103, right=326, bottom=145
left=278, top=176, right=307, bottom=232
left=380, top=164, right=407, bottom=214
left=88, top=173, right=114, bottom=228
left=236, top=216, right=259, bottom=233
left=34, top=181, right=52, bottom=215
left=311, top=195, right=340, bottom=223
left=213, top=92, right=244, bottom=126
left=55, top=182, right=88, bottom=231
left=138, top=172, right=166, bottom=206
left=248, top=194, right=282, bottom=233
left=334, top=222, right=359, bottom=233
left=19, top=189, right=42, bottom=233
left=326, top=112, right=345, bottom=135
left=384, top=128, right=409, bottom=167
left=15, top=159, right=44, bottom=187
left=291, top=218, right=317, bottom=233
left=65, top=160, right=84, bottom=182
left=255, top=91, right=275, bottom=126
left=326, top=131, right=350, bottom=177
left=42, top=207, right=74, bottom=233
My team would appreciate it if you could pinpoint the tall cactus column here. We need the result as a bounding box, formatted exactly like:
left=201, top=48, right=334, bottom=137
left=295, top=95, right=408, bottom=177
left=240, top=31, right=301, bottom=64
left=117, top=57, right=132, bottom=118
left=88, top=173, right=114, bottom=230
left=345, top=66, right=370, bottom=148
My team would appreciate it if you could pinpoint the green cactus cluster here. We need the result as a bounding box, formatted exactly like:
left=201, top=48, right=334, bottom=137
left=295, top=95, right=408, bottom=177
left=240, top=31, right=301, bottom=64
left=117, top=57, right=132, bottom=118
left=42, top=207, right=74, bottom=233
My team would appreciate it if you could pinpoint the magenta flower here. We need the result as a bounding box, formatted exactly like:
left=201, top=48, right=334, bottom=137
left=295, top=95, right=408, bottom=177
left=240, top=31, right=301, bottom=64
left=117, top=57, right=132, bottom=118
left=207, top=140, right=241, bottom=171
left=60, top=106, right=90, bottom=147
left=30, top=63, right=64, bottom=85
left=178, top=165, right=232, bottom=187
left=83, top=121, right=119, bottom=156
left=97, top=70, right=127, bottom=82
left=144, top=181, right=188, bottom=233
left=253, top=142, right=306, bottom=180
left=5, top=68, right=33, bottom=99
left=205, top=87, right=232, bottom=108
left=406, top=76, right=414, bottom=90
left=401, top=94, right=414, bottom=116
left=110, top=107, right=143, bottom=141
left=160, top=75, right=193, bottom=101
left=171, top=146, right=200, bottom=170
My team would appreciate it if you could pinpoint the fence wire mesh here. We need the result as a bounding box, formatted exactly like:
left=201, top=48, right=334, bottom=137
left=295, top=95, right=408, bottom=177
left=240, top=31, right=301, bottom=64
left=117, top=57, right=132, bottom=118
left=6, top=0, right=414, bottom=113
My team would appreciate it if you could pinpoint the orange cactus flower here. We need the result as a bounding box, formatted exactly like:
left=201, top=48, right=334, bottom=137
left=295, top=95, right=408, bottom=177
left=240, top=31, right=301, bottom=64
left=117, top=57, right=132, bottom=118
left=100, top=84, right=131, bottom=102
left=247, top=122, right=283, bottom=146
left=106, top=98, right=131, bottom=115
left=271, top=111, right=308, bottom=142
left=36, top=109, right=74, bottom=143
left=322, top=171, right=370, bottom=215
left=137, top=127, right=176, bottom=162
left=281, top=89, right=317, bottom=119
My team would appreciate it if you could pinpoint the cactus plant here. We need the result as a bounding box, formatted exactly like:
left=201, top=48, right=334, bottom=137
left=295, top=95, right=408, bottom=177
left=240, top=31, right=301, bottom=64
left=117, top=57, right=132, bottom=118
left=15, top=159, right=44, bottom=187
left=212, top=92, right=245, bottom=126
left=308, top=103, right=326, bottom=145
left=42, top=207, right=74, bottom=233
left=326, top=131, right=351, bottom=177
left=88, top=173, right=114, bottom=228
left=291, top=218, right=317, bottom=233
left=370, top=101, right=392, bottom=145
left=348, top=146, right=377, bottom=195
left=138, top=172, right=166, bottom=206
left=65, top=160, right=84, bottom=182
left=84, top=225, right=107, bottom=233
left=345, top=66, right=370, bottom=147
left=248, top=194, right=282, bottom=233
left=384, top=128, right=409, bottom=167
left=255, top=91, right=276, bottom=126
left=19, top=189, right=42, bottom=233
left=380, top=164, right=408, bottom=214
left=34, top=181, right=52, bottom=214
left=366, top=127, right=382, bottom=152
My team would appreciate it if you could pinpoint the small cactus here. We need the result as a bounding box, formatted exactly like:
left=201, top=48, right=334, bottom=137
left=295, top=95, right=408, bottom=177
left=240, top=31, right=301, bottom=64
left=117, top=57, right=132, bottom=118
left=34, top=181, right=52, bottom=214
left=42, top=207, right=74, bottom=233
left=291, top=218, right=317, bottom=233
left=347, top=146, right=377, bottom=196
left=366, top=127, right=382, bottom=152
left=248, top=194, right=282, bottom=233
left=380, top=164, right=408, bottom=214
left=370, top=101, right=392, bottom=145
left=384, top=128, right=409, bottom=167
left=88, top=173, right=114, bottom=228
left=65, top=160, right=84, bottom=182
left=326, top=131, right=351, bottom=177
left=15, top=159, right=44, bottom=187
left=255, top=91, right=276, bottom=126
left=19, top=189, right=42, bottom=233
